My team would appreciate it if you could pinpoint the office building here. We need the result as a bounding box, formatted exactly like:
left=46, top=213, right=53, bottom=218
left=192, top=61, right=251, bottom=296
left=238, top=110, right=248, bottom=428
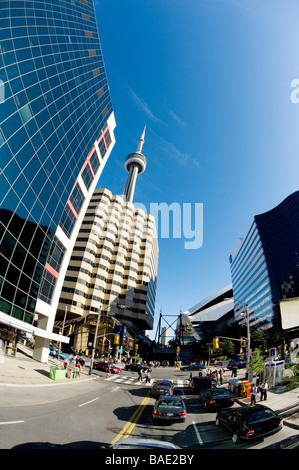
left=229, top=191, right=299, bottom=331
left=58, top=131, right=158, bottom=353
left=0, top=0, right=116, bottom=361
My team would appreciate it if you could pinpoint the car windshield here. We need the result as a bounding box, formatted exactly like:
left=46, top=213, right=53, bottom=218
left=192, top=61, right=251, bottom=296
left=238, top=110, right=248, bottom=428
left=155, top=381, right=171, bottom=387
left=246, top=409, right=277, bottom=425
left=158, top=400, right=182, bottom=408
left=212, top=389, right=231, bottom=397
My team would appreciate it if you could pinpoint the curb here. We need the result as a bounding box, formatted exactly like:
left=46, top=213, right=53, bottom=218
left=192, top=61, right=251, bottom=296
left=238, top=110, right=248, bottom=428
left=234, top=397, right=299, bottom=431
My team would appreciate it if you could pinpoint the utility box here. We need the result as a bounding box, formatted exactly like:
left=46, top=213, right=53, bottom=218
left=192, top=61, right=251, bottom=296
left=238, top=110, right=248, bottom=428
left=50, top=366, right=66, bottom=380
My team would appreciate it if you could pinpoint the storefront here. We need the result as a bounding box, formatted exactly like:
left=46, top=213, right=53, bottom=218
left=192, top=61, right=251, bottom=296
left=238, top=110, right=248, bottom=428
left=0, top=323, right=20, bottom=357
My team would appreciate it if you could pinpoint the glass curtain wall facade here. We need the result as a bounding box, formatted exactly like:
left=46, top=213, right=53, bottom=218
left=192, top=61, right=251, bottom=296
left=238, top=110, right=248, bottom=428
left=230, top=191, right=299, bottom=331
left=0, top=0, right=116, bottom=360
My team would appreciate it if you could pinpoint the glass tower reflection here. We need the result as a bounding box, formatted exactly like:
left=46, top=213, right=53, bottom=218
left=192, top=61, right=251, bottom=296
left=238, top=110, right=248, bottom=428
left=0, top=0, right=116, bottom=359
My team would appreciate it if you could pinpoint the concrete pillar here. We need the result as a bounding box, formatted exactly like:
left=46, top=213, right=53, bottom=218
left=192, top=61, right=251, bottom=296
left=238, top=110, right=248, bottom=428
left=32, top=336, right=51, bottom=363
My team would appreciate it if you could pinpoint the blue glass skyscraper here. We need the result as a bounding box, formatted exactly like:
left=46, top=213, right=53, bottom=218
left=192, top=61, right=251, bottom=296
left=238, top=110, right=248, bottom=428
left=230, top=191, right=299, bottom=332
left=0, top=0, right=116, bottom=361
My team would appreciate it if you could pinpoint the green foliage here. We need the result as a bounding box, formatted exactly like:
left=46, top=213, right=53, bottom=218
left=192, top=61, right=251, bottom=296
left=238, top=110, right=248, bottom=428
left=248, top=348, right=265, bottom=375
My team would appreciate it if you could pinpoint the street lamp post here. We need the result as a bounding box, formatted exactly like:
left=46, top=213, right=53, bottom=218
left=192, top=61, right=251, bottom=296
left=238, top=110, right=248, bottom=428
left=234, top=298, right=251, bottom=377
left=89, top=304, right=102, bottom=375
left=58, top=305, right=68, bottom=360
left=226, top=297, right=252, bottom=378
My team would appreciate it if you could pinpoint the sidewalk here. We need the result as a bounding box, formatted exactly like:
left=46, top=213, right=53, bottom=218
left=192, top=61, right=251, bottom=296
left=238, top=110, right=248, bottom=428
left=0, top=344, right=96, bottom=386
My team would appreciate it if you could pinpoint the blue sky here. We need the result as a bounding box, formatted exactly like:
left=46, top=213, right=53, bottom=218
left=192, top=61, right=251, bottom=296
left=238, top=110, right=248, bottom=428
left=95, top=0, right=299, bottom=339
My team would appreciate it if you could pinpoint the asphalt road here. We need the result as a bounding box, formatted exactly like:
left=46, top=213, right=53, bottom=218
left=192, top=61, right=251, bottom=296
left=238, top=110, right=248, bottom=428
left=0, top=366, right=298, bottom=450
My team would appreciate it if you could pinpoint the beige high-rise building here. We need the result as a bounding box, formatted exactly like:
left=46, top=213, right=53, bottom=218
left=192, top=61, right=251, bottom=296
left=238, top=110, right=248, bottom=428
left=57, top=130, right=158, bottom=353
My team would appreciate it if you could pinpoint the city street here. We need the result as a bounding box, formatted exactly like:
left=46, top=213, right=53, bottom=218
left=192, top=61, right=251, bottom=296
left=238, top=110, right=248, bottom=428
left=0, top=365, right=298, bottom=449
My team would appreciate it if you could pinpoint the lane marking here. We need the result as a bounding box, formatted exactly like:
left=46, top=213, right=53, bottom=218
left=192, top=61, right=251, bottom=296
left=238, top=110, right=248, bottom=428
left=78, top=397, right=99, bottom=407
left=0, top=420, right=25, bottom=425
left=110, top=391, right=151, bottom=446
left=192, top=421, right=203, bottom=445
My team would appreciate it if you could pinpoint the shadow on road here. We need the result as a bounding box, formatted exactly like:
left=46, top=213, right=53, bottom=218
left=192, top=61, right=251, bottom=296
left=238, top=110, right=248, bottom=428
left=13, top=440, right=108, bottom=449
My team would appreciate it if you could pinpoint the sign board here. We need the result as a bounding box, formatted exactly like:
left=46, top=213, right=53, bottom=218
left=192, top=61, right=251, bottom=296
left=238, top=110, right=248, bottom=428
left=269, top=347, right=276, bottom=358
left=280, top=298, right=299, bottom=330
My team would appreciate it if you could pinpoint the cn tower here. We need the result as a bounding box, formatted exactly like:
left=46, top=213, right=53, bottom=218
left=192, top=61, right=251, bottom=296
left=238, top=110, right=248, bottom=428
left=122, top=127, right=147, bottom=203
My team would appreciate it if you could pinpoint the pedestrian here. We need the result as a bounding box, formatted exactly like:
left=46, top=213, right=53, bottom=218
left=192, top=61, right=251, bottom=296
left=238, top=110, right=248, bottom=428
left=219, top=369, right=223, bottom=385
left=145, top=369, right=151, bottom=383
left=63, top=357, right=68, bottom=369
left=260, top=380, right=268, bottom=401
left=138, top=368, right=143, bottom=381
left=80, top=357, right=85, bottom=370
left=250, top=384, right=258, bottom=405
left=189, top=372, right=193, bottom=382
left=106, top=364, right=111, bottom=378
left=76, top=361, right=81, bottom=377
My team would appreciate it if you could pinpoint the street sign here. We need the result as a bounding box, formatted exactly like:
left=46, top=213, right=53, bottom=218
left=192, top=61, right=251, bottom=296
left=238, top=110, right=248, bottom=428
left=269, top=347, right=276, bottom=361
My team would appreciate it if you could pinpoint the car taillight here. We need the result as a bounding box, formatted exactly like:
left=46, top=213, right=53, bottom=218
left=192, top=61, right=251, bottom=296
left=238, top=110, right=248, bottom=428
left=209, top=400, right=215, bottom=405
left=230, top=398, right=235, bottom=402
left=279, top=418, right=284, bottom=426
left=153, top=410, right=163, bottom=415
left=246, top=430, right=255, bottom=438
left=192, top=384, right=195, bottom=388
left=178, top=411, right=187, bottom=416
left=168, top=389, right=172, bottom=392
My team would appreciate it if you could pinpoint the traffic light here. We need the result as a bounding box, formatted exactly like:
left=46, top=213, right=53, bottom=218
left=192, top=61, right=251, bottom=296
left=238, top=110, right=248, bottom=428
left=114, top=334, right=120, bottom=345
left=68, top=325, right=72, bottom=335
left=213, top=337, right=219, bottom=349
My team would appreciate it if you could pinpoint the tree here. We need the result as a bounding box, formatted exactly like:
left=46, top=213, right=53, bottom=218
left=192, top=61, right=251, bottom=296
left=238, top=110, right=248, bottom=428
left=248, top=348, right=265, bottom=383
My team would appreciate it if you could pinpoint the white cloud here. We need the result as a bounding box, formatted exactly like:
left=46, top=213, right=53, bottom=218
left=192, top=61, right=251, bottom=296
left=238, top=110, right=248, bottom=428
left=129, top=88, right=166, bottom=125
left=169, top=110, right=186, bottom=126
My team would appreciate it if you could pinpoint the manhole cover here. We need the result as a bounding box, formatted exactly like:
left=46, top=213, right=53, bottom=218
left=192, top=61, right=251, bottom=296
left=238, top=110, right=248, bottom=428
left=107, top=427, right=122, bottom=434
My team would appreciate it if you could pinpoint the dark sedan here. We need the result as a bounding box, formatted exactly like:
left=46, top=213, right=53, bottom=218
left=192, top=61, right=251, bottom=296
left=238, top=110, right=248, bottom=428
left=93, top=362, right=122, bottom=374
left=125, top=363, right=152, bottom=372
left=151, top=379, right=174, bottom=397
left=190, top=376, right=213, bottom=393
left=199, top=387, right=235, bottom=410
left=215, top=404, right=284, bottom=444
left=152, top=396, right=187, bottom=424
left=227, top=359, right=247, bottom=370
left=180, top=364, right=206, bottom=371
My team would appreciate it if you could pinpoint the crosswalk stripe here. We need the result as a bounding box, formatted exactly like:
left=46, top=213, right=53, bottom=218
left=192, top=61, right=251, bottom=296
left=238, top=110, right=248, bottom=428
left=103, top=376, right=190, bottom=387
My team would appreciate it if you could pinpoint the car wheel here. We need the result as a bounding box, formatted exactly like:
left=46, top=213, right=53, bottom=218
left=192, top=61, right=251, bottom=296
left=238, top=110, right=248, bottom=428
left=232, top=432, right=240, bottom=444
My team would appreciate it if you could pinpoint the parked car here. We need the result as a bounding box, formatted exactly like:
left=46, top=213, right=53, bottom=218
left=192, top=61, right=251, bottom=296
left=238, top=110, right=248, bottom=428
left=227, top=359, right=247, bottom=370
left=199, top=387, right=235, bottom=410
left=108, top=438, right=177, bottom=449
left=151, top=379, right=174, bottom=397
left=152, top=395, right=187, bottom=424
left=93, top=361, right=122, bottom=374
left=189, top=376, right=213, bottom=393
left=124, top=363, right=152, bottom=372
left=180, top=364, right=206, bottom=371
left=49, top=348, right=69, bottom=361
left=215, top=404, right=284, bottom=444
